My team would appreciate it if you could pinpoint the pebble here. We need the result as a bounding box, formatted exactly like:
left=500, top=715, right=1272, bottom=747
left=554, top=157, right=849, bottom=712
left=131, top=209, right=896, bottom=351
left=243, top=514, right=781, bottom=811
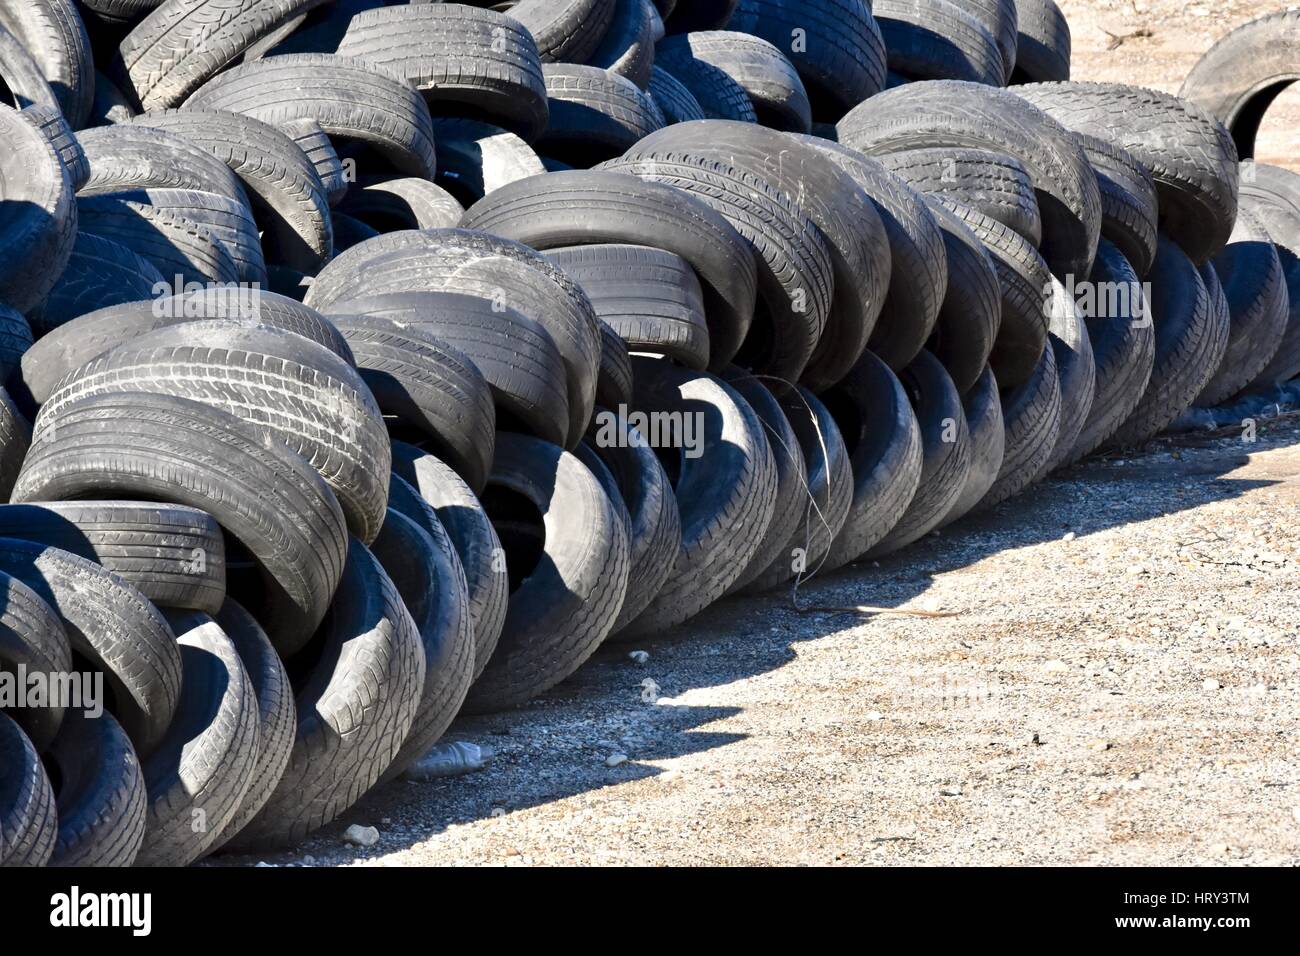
left=343, top=824, right=380, bottom=847
left=866, top=711, right=884, bottom=721
left=1044, top=660, right=1069, bottom=673
left=1089, top=740, right=1111, bottom=752
left=939, top=787, right=963, bottom=797
left=606, top=752, right=629, bottom=767
left=1202, top=678, right=1222, bottom=690
left=628, top=650, right=650, bottom=665
left=490, top=807, right=507, bottom=818
left=640, top=678, right=661, bottom=703
left=1062, top=531, right=1077, bottom=542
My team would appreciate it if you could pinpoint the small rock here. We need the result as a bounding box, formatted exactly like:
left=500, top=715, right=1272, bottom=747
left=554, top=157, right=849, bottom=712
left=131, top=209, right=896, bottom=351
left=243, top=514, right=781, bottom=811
left=505, top=846, right=522, bottom=857
left=490, top=807, right=507, bottom=818
left=300, top=855, right=316, bottom=866
left=939, top=787, right=963, bottom=797
left=1202, top=678, right=1222, bottom=691
left=1062, top=531, right=1076, bottom=542
left=1125, top=564, right=1148, bottom=576
left=343, top=824, right=380, bottom=848
left=1249, top=683, right=1268, bottom=698
left=605, top=752, right=628, bottom=768
left=255, top=861, right=274, bottom=868
left=1044, top=660, right=1069, bottom=673
left=1209, top=843, right=1231, bottom=856
left=628, top=650, right=650, bottom=665
left=640, top=678, right=661, bottom=703
left=1291, top=807, right=1300, bottom=825
left=1089, top=740, right=1111, bottom=752
left=865, top=711, right=884, bottom=721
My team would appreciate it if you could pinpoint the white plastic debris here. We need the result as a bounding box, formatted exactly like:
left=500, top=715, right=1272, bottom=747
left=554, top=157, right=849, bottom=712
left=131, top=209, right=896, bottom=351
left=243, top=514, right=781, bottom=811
left=403, top=741, right=496, bottom=781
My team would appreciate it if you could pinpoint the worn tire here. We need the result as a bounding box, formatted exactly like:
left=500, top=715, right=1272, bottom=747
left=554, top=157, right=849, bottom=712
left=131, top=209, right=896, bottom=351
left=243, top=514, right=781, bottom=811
left=1043, top=275, right=1096, bottom=471
left=428, top=118, right=545, bottom=205
left=1075, top=132, right=1159, bottom=278
left=874, top=0, right=1005, bottom=86
left=976, top=329, right=1060, bottom=508
left=508, top=0, right=616, bottom=64
left=648, top=64, right=707, bottom=124
left=29, top=232, right=164, bottom=337
left=537, top=63, right=664, bottom=165
left=654, top=33, right=759, bottom=123
left=0, top=0, right=94, bottom=128
left=587, top=0, right=656, bottom=88
left=78, top=123, right=249, bottom=205
left=0, top=712, right=57, bottom=866
left=1009, top=0, right=1068, bottom=83
left=663, top=30, right=811, bottom=132
left=942, top=364, right=1004, bottom=524
left=1239, top=164, right=1300, bottom=386
left=339, top=175, right=463, bottom=232
left=74, top=195, right=241, bottom=286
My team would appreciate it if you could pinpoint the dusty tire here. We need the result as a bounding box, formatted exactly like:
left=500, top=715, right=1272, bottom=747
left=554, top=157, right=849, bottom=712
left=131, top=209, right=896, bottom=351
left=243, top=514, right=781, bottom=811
left=1075, top=132, right=1159, bottom=279
left=648, top=64, right=706, bottom=124
left=428, top=118, right=545, bottom=205
left=866, top=348, right=971, bottom=555
left=459, top=170, right=757, bottom=371
left=1009, top=0, right=1068, bottom=83
left=74, top=195, right=241, bottom=286
left=0, top=0, right=94, bottom=128
left=29, top=232, right=164, bottom=337
left=40, top=320, right=390, bottom=544
left=339, top=175, right=463, bottom=232
left=976, top=330, right=1061, bottom=508
left=509, top=0, right=617, bottom=64
left=1014, top=81, right=1240, bottom=265
left=874, top=0, right=1005, bottom=86
left=1180, top=10, right=1300, bottom=162
left=0, top=389, right=28, bottom=502
left=588, top=0, right=656, bottom=88
left=1043, top=276, right=1096, bottom=472
left=372, top=507, right=474, bottom=780
left=942, top=364, right=1004, bottom=524
left=45, top=709, right=147, bottom=867
left=0, top=305, right=32, bottom=384
left=333, top=312, right=496, bottom=493
left=0, top=569, right=71, bottom=753
left=135, top=609, right=259, bottom=867
left=596, top=321, right=635, bottom=411
left=389, top=449, right=507, bottom=683
left=1239, top=165, right=1300, bottom=386
left=15, top=391, right=349, bottom=656
left=1068, top=239, right=1155, bottom=460
left=229, top=538, right=423, bottom=849
left=653, top=33, right=758, bottom=123
left=462, top=433, right=628, bottom=713
left=0, top=103, right=76, bottom=314
left=618, top=358, right=776, bottom=637
left=537, top=63, right=664, bottom=165
left=0, top=502, right=226, bottom=613
left=20, top=103, right=89, bottom=190
left=78, top=123, right=249, bottom=205
left=820, top=349, right=924, bottom=570
left=336, top=4, right=548, bottom=142
left=1107, top=236, right=1231, bottom=447
left=0, top=712, right=57, bottom=867
left=661, top=30, right=811, bottom=132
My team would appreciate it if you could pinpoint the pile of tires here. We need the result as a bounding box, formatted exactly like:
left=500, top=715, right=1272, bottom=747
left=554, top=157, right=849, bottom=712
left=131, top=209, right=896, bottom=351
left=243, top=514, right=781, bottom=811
left=1, top=0, right=1296, bottom=866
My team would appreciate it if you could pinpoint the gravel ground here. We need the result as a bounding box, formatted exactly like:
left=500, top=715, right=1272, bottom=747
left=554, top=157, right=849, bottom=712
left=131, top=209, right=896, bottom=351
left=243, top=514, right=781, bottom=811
left=224, top=415, right=1300, bottom=867
left=219, top=1, right=1300, bottom=867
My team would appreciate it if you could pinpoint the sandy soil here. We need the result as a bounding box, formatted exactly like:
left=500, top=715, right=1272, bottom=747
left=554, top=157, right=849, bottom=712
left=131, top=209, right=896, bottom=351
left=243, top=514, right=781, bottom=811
left=221, top=1, right=1300, bottom=868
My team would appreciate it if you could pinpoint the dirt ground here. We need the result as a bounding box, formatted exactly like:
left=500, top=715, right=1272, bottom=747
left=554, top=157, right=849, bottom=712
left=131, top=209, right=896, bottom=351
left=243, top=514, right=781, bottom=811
left=224, top=2, right=1300, bottom=867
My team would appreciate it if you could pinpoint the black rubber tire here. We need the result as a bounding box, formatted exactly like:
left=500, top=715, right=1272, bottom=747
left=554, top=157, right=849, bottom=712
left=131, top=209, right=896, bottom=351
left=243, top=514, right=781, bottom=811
left=230, top=538, right=424, bottom=849
left=187, top=53, right=438, bottom=180
left=459, top=170, right=757, bottom=372
left=44, top=708, right=147, bottom=867
left=280, top=115, right=347, bottom=206
left=74, top=195, right=241, bottom=286
left=597, top=320, right=635, bottom=410
left=602, top=151, right=833, bottom=384
left=1009, top=0, right=1068, bottom=83
left=1068, top=239, right=1155, bottom=460
left=942, top=363, right=1004, bottom=524
left=654, top=33, right=759, bottom=123
left=1240, top=164, right=1300, bottom=386
left=0, top=536, right=182, bottom=757
left=1196, top=210, right=1289, bottom=407
left=1107, top=236, right=1231, bottom=447
left=839, top=79, right=1102, bottom=279
left=636, top=122, right=889, bottom=393
left=113, top=0, right=318, bottom=111
left=537, top=63, right=664, bottom=165
left=618, top=358, right=776, bottom=637
left=29, top=231, right=164, bottom=337
left=103, top=186, right=268, bottom=285
left=920, top=200, right=1002, bottom=394
left=866, top=348, right=971, bottom=555
left=587, top=0, right=656, bottom=89
left=0, top=568, right=71, bottom=753
left=0, top=102, right=76, bottom=314
left=742, top=386, right=852, bottom=590
left=389, top=448, right=507, bottom=683
left=0, top=388, right=27, bottom=502
left=1180, top=10, right=1300, bottom=162
left=545, top=244, right=711, bottom=371
left=78, top=123, right=250, bottom=205
left=874, top=0, right=1005, bottom=86
left=339, top=175, right=463, bottom=232
left=332, top=312, right=496, bottom=493
left=428, top=117, right=545, bottom=205
left=0, top=305, right=32, bottom=384
left=15, top=391, right=349, bottom=656
left=880, top=146, right=1042, bottom=247
left=337, top=4, right=548, bottom=142
left=648, top=64, right=706, bottom=124
left=16, top=290, right=353, bottom=409
left=663, top=0, right=736, bottom=33
left=124, top=108, right=333, bottom=272
left=941, top=201, right=1051, bottom=389
left=206, top=598, right=294, bottom=851
left=0, top=0, right=94, bottom=128
left=722, top=368, right=806, bottom=593
left=1075, top=131, right=1159, bottom=278
left=0, top=502, right=226, bottom=613
left=42, top=320, right=390, bottom=544
left=508, top=0, right=616, bottom=64
left=1013, top=81, right=1240, bottom=266
left=581, top=408, right=681, bottom=633
left=729, top=0, right=887, bottom=120
left=0, top=712, right=57, bottom=866
left=330, top=210, right=378, bottom=253
left=1043, top=275, right=1096, bottom=472
left=976, top=330, right=1060, bottom=508
left=326, top=290, right=570, bottom=449
left=945, top=0, right=1019, bottom=79
left=796, top=137, right=948, bottom=374
left=307, top=229, right=600, bottom=447
left=463, top=432, right=629, bottom=713
left=78, top=0, right=166, bottom=26
left=248, top=0, right=384, bottom=57
left=136, top=609, right=259, bottom=867
left=664, top=30, right=811, bottom=132
left=0, top=19, right=61, bottom=114
left=90, top=69, right=136, bottom=125
left=820, top=348, right=924, bottom=570
left=20, top=103, right=89, bottom=191
left=372, top=507, right=474, bottom=780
